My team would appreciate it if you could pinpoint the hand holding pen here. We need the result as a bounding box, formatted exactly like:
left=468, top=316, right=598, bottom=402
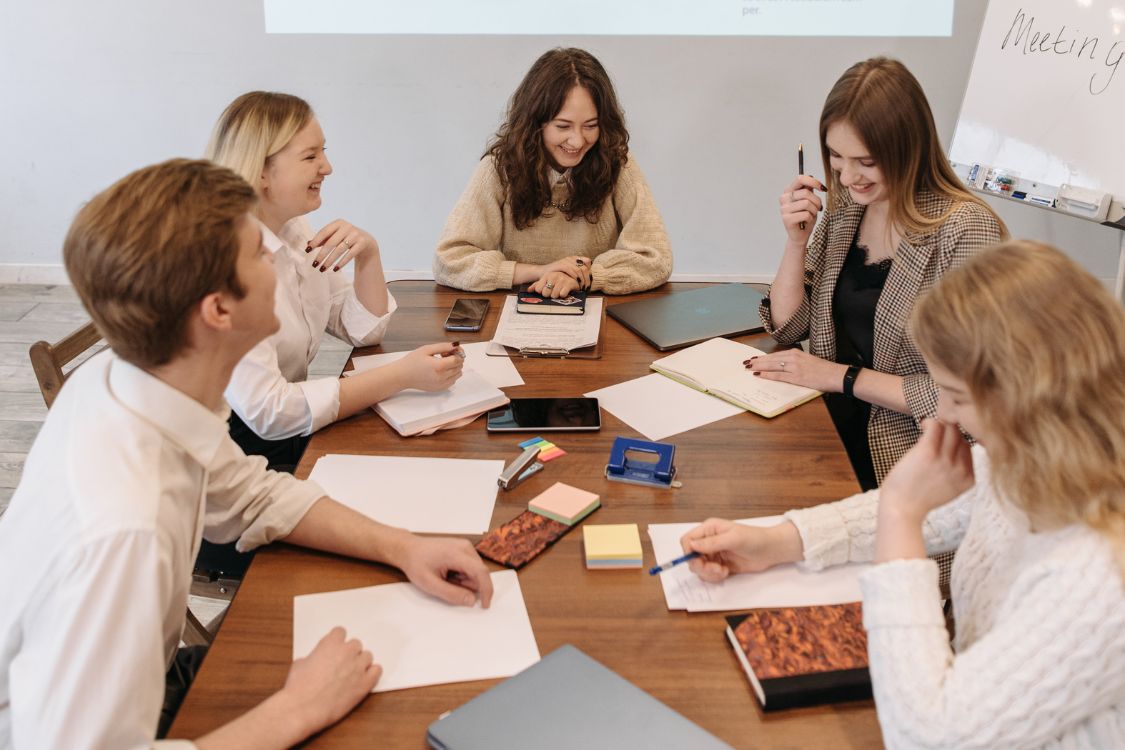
left=781, top=144, right=827, bottom=245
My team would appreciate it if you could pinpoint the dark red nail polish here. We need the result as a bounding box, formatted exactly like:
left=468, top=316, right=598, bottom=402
left=305, top=243, right=312, bottom=253
left=311, top=260, right=319, bottom=268
left=332, top=266, right=340, bottom=272
left=753, top=372, right=761, bottom=377
left=319, top=265, right=327, bottom=273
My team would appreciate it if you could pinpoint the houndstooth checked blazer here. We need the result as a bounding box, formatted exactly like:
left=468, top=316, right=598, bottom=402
left=760, top=191, right=1004, bottom=482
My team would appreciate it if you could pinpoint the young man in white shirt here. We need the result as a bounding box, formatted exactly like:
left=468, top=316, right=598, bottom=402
left=0, top=159, right=495, bottom=749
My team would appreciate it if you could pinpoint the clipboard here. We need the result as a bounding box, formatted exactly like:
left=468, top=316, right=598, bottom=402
left=486, top=295, right=605, bottom=360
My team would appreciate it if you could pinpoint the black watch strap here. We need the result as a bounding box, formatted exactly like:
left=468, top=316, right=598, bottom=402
left=842, top=365, right=861, bottom=398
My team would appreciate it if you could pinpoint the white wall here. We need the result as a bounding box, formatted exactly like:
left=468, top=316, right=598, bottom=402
left=1, top=0, right=1120, bottom=284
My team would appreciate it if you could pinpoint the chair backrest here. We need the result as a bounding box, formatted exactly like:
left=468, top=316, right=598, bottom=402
left=28, top=321, right=103, bottom=408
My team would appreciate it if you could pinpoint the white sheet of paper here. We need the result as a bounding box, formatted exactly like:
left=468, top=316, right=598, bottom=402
left=492, top=295, right=602, bottom=352
left=350, top=343, right=524, bottom=389
left=584, top=374, right=743, bottom=440
left=308, top=454, right=503, bottom=534
left=648, top=516, right=869, bottom=612
left=293, top=570, right=540, bottom=693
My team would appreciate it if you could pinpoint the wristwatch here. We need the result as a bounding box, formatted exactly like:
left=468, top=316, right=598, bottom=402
left=842, top=365, right=861, bottom=398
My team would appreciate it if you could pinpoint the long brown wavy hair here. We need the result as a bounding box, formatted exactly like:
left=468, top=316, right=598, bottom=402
left=486, top=48, right=629, bottom=230
left=912, top=240, right=1125, bottom=576
left=820, top=57, right=1006, bottom=238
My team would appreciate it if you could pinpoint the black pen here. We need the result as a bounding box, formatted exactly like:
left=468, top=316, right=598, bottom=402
left=798, top=144, right=806, bottom=231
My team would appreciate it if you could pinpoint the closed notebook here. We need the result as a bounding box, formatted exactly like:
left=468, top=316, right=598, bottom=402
left=374, top=368, right=510, bottom=437
left=516, top=284, right=587, bottom=315
left=528, top=482, right=600, bottom=525
left=426, top=644, right=734, bottom=750
left=651, top=337, right=820, bottom=419
left=725, top=602, right=872, bottom=711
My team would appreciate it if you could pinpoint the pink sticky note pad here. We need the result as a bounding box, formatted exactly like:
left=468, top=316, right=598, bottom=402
left=528, top=482, right=600, bottom=525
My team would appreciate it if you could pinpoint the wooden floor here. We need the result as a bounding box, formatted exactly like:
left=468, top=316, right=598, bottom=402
left=0, top=283, right=352, bottom=517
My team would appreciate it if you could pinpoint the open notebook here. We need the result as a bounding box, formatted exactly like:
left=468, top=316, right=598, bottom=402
left=650, top=337, right=820, bottom=419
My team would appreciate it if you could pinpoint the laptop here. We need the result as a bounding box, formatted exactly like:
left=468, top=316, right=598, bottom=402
left=426, top=644, right=734, bottom=750
left=607, top=283, right=766, bottom=351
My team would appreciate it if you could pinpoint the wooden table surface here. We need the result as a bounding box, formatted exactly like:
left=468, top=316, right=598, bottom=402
left=170, top=282, right=882, bottom=749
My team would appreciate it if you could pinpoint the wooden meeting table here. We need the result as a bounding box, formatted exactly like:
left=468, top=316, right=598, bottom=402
left=170, top=282, right=881, bottom=748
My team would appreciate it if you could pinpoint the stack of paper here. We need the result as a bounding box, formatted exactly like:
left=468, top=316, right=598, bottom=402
left=647, top=516, right=870, bottom=612
left=293, top=570, right=540, bottom=692
left=308, top=454, right=503, bottom=534
left=491, top=295, right=603, bottom=353
left=528, top=482, right=600, bottom=525
left=583, top=524, right=643, bottom=569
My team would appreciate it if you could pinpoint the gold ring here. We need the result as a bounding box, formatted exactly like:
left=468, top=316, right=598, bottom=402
left=545, top=282, right=555, bottom=289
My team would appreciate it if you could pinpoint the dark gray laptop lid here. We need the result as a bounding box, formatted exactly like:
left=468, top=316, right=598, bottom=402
left=607, top=283, right=765, bottom=351
left=426, top=644, right=734, bottom=750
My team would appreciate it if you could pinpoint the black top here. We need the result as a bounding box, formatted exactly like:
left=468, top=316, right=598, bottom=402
left=825, top=233, right=891, bottom=491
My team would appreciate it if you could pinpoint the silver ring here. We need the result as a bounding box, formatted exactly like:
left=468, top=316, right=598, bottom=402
left=341, top=240, right=352, bottom=249
left=545, top=282, right=555, bottom=289
left=779, top=361, right=786, bottom=369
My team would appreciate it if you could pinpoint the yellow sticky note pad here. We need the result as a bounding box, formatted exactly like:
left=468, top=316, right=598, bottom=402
left=583, top=524, right=643, bottom=569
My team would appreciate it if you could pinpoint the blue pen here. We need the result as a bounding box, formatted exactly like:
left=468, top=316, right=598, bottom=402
left=648, top=551, right=700, bottom=576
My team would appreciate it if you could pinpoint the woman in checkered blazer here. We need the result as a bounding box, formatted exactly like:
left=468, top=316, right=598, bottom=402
left=749, top=57, right=1006, bottom=489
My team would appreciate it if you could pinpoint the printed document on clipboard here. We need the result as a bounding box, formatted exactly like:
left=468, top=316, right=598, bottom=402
left=487, top=295, right=603, bottom=359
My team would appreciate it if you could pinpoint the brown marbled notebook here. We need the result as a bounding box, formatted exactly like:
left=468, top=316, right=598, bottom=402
left=725, top=602, right=872, bottom=711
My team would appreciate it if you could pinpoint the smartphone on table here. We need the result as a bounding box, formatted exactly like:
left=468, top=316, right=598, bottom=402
left=486, top=397, right=601, bottom=432
left=444, top=298, right=490, bottom=332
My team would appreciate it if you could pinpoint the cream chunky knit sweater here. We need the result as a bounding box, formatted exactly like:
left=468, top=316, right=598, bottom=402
left=433, top=156, right=672, bottom=294
left=784, top=446, right=1125, bottom=749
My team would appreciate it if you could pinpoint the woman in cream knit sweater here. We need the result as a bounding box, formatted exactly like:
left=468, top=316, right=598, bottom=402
left=682, top=241, right=1125, bottom=749
left=434, top=48, right=672, bottom=297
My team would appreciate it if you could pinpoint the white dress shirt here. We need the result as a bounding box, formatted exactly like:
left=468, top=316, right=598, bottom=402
left=0, top=351, right=326, bottom=749
left=225, top=217, right=397, bottom=440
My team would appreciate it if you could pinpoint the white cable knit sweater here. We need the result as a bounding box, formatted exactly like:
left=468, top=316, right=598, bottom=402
left=784, top=445, right=1125, bottom=749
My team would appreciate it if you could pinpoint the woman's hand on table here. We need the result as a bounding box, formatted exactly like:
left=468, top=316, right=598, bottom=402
left=744, top=348, right=847, bottom=393
left=307, top=219, right=380, bottom=273
left=526, top=256, right=592, bottom=298
left=679, top=518, right=804, bottom=582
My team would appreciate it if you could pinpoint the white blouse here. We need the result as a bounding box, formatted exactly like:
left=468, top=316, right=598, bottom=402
left=225, top=217, right=397, bottom=439
left=0, top=351, right=325, bottom=749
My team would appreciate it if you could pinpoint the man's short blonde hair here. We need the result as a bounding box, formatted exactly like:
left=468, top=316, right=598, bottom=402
left=63, top=158, right=257, bottom=368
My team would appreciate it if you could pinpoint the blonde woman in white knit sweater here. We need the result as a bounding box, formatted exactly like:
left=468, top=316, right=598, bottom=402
left=434, top=48, right=672, bottom=298
left=682, top=240, right=1125, bottom=749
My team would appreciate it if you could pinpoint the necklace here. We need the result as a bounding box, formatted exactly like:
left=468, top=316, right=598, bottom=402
left=548, top=199, right=571, bottom=211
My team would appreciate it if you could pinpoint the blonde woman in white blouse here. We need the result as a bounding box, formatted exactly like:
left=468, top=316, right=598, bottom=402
left=681, top=241, right=1125, bottom=749
left=206, top=91, right=463, bottom=468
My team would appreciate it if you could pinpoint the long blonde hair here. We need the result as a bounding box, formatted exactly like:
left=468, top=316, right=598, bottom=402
left=204, top=91, right=313, bottom=193
left=819, top=57, right=1006, bottom=238
left=912, top=240, right=1125, bottom=572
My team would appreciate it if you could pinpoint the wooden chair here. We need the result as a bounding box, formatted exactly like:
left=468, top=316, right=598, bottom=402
left=28, top=321, right=103, bottom=408
left=28, top=320, right=220, bottom=646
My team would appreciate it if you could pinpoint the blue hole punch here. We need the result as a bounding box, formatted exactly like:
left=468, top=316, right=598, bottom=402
left=605, top=437, right=681, bottom=489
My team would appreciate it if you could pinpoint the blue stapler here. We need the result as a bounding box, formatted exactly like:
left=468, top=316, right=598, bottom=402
left=605, top=437, right=680, bottom=489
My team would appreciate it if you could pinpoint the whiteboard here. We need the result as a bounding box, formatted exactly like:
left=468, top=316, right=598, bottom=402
left=949, top=0, right=1125, bottom=216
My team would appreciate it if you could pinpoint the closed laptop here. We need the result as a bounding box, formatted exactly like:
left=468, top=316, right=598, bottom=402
left=607, top=283, right=765, bottom=351
left=426, top=644, right=734, bottom=750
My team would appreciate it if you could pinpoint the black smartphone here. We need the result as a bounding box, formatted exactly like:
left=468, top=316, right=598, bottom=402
left=443, top=298, right=490, bottom=332
left=486, top=397, right=601, bottom=432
